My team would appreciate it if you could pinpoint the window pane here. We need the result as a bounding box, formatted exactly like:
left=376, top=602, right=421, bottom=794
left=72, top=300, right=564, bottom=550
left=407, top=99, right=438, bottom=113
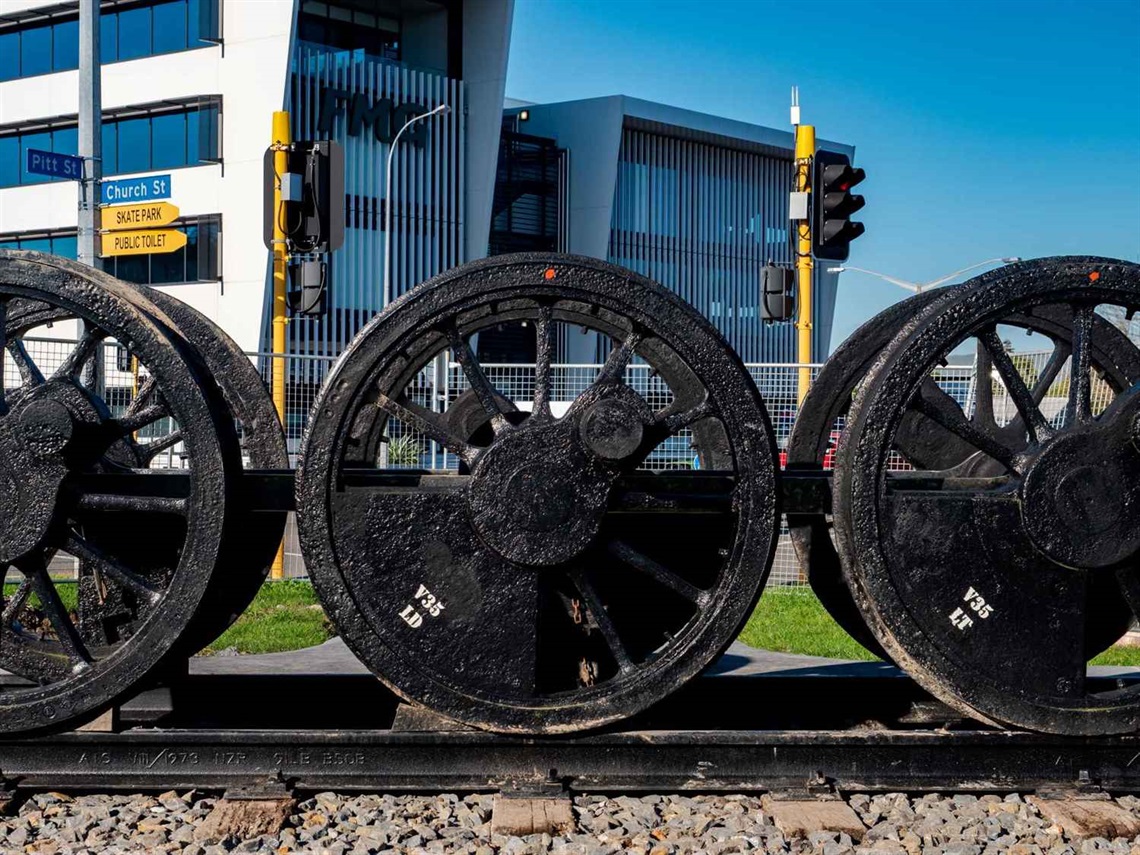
left=101, top=121, right=118, bottom=174
left=0, top=137, right=18, bottom=187
left=116, top=253, right=149, bottom=284
left=116, top=6, right=152, bottom=61
left=150, top=112, right=186, bottom=169
left=150, top=239, right=185, bottom=283
left=20, top=24, right=52, bottom=77
left=152, top=1, right=188, bottom=55
left=115, top=117, right=151, bottom=174
left=20, top=238, right=52, bottom=253
left=0, top=240, right=18, bottom=251
left=185, top=225, right=199, bottom=280
left=19, top=132, right=52, bottom=183
left=51, top=235, right=77, bottom=258
left=52, top=125, right=78, bottom=157
left=100, top=12, right=118, bottom=62
left=0, top=32, right=20, bottom=81
left=186, top=109, right=200, bottom=163
left=52, top=18, right=78, bottom=71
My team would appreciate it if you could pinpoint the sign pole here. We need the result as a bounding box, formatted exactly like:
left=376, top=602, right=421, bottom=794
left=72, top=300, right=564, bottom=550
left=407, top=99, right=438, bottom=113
left=794, top=122, right=815, bottom=405
left=77, top=0, right=101, bottom=269
left=269, top=110, right=291, bottom=580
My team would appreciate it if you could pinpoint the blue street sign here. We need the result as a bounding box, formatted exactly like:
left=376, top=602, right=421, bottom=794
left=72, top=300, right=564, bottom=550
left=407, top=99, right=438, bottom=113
left=101, top=174, right=172, bottom=205
left=26, top=149, right=84, bottom=180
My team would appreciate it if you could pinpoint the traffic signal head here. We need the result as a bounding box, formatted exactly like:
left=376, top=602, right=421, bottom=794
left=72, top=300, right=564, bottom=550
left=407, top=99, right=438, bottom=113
left=813, top=150, right=865, bottom=261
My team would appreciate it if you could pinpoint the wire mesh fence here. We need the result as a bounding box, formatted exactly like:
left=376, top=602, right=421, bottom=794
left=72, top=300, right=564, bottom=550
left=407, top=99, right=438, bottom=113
left=3, top=339, right=1121, bottom=585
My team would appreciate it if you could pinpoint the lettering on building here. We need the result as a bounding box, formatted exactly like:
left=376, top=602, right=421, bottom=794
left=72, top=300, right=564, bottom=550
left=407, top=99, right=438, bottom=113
left=316, top=87, right=435, bottom=147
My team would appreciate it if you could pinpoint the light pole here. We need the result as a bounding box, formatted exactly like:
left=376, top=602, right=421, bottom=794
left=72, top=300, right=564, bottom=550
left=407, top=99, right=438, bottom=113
left=827, top=257, right=1022, bottom=294
left=383, top=103, right=450, bottom=309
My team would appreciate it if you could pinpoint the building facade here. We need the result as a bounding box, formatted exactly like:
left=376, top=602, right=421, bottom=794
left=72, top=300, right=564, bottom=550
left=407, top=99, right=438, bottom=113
left=0, top=0, right=513, bottom=354
left=500, top=97, right=848, bottom=364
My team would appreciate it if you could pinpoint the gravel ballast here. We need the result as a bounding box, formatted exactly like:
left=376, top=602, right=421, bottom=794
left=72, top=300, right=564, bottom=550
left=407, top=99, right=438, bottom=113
left=5, top=791, right=1140, bottom=854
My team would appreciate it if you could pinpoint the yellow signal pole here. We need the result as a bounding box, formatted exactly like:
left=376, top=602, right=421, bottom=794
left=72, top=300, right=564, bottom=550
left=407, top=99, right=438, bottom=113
left=270, top=110, right=291, bottom=580
left=794, top=123, right=815, bottom=404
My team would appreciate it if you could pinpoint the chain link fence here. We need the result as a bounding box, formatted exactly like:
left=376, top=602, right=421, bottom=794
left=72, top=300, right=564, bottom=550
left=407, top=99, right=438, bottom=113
left=4, top=339, right=1119, bottom=585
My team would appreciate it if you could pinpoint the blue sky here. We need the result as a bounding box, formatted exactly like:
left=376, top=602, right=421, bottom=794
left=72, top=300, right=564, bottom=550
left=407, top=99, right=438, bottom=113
left=504, top=0, right=1140, bottom=352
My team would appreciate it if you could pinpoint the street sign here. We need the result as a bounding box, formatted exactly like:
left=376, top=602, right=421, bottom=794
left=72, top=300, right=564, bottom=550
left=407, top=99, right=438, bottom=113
left=102, top=202, right=180, bottom=231
left=100, top=174, right=171, bottom=205
left=101, top=229, right=186, bottom=257
left=26, top=149, right=84, bottom=180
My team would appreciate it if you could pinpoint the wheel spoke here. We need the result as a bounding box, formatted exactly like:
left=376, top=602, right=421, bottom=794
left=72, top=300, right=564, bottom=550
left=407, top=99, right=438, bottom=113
left=596, top=330, right=643, bottom=386
left=51, top=328, right=106, bottom=382
left=448, top=327, right=510, bottom=435
left=1031, top=341, right=1072, bottom=403
left=125, top=374, right=158, bottom=417
left=18, top=554, right=91, bottom=667
left=376, top=392, right=475, bottom=465
left=7, top=338, right=44, bottom=387
left=568, top=569, right=633, bottom=673
left=2, top=572, right=30, bottom=627
left=64, top=534, right=163, bottom=605
left=973, top=337, right=994, bottom=427
left=908, top=380, right=1019, bottom=470
left=139, top=429, right=183, bottom=462
left=608, top=540, right=707, bottom=604
left=978, top=327, right=1054, bottom=442
left=1067, top=304, right=1095, bottom=425
left=532, top=305, right=555, bottom=421
left=110, top=400, right=170, bottom=436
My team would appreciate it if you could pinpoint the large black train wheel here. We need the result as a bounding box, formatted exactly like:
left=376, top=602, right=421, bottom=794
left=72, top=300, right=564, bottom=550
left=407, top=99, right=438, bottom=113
left=789, top=287, right=1140, bottom=659
left=297, top=254, right=780, bottom=733
left=0, top=250, right=240, bottom=734
left=834, top=256, right=1140, bottom=735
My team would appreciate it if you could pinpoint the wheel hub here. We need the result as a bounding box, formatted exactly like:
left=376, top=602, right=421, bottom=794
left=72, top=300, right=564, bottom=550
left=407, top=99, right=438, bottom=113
left=0, top=395, right=72, bottom=563
left=468, top=421, right=613, bottom=566
left=1021, top=392, right=1140, bottom=570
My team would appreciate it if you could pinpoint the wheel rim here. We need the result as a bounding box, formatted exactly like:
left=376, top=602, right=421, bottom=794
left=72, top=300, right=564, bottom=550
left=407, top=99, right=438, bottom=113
left=834, top=256, right=1140, bottom=735
left=0, top=251, right=237, bottom=734
left=297, top=254, right=779, bottom=733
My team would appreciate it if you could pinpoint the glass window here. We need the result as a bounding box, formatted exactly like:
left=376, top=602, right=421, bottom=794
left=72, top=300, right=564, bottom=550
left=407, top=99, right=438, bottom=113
left=184, top=224, right=199, bottom=281
left=152, top=1, right=188, bottom=55
left=52, top=235, right=77, bottom=259
left=52, top=126, right=78, bottom=157
left=101, top=122, right=118, bottom=174
left=52, top=19, right=79, bottom=71
left=186, top=109, right=200, bottom=163
left=19, top=132, right=51, bottom=183
left=115, top=254, right=149, bottom=284
left=100, top=13, right=118, bottom=63
left=115, top=117, right=151, bottom=174
left=116, top=5, right=152, bottom=61
left=150, top=240, right=185, bottom=283
left=0, top=31, right=21, bottom=81
left=20, top=24, right=52, bottom=77
left=150, top=111, right=186, bottom=169
left=19, top=238, right=52, bottom=253
left=0, top=137, right=18, bottom=188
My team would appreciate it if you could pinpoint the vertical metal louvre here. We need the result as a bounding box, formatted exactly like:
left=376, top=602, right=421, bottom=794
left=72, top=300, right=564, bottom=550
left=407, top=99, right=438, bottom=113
left=609, top=126, right=799, bottom=363
left=285, top=45, right=466, bottom=359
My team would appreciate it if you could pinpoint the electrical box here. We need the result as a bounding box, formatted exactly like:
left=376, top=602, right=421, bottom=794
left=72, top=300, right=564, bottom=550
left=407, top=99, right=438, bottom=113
left=788, top=191, right=809, bottom=220
left=289, top=259, right=327, bottom=316
left=760, top=265, right=795, bottom=322
left=264, top=140, right=345, bottom=253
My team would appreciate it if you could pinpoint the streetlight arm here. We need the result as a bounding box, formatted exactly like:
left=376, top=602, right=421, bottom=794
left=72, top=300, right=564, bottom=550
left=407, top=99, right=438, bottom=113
left=832, top=266, right=922, bottom=292
left=921, top=257, right=1021, bottom=289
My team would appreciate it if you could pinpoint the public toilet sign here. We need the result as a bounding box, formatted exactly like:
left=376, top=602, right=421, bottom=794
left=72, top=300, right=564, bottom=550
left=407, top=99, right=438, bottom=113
left=25, top=149, right=84, bottom=180
left=101, top=228, right=186, bottom=257
left=102, top=202, right=180, bottom=231
left=101, top=174, right=172, bottom=205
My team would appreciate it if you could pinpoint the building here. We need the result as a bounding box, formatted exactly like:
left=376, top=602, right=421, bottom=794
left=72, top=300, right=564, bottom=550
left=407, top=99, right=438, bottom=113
left=0, top=0, right=514, bottom=356
left=0, top=1, right=845, bottom=368
left=494, top=96, right=849, bottom=364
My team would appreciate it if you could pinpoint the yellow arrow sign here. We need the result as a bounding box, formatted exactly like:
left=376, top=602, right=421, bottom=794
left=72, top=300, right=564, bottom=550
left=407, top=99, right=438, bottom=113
left=101, top=201, right=180, bottom=231
left=101, top=229, right=187, bottom=257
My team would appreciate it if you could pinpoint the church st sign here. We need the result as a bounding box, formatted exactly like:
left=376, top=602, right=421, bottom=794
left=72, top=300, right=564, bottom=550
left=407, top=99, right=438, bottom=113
left=317, top=87, right=440, bottom=147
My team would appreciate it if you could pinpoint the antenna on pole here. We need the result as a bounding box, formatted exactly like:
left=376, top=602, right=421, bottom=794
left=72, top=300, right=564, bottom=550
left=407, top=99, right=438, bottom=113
left=790, top=86, right=801, bottom=127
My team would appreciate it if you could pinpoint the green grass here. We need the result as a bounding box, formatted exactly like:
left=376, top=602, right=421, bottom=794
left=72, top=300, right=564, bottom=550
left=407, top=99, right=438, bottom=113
left=203, top=580, right=334, bottom=655
left=739, top=587, right=1140, bottom=667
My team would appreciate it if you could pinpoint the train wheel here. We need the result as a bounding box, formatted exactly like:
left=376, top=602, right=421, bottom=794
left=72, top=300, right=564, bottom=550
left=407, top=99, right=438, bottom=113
left=296, top=253, right=780, bottom=733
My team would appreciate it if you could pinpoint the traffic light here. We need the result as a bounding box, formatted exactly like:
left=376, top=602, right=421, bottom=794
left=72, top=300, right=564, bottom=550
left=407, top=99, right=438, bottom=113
left=263, top=140, right=345, bottom=255
left=812, top=149, right=865, bottom=261
left=760, top=264, right=795, bottom=322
